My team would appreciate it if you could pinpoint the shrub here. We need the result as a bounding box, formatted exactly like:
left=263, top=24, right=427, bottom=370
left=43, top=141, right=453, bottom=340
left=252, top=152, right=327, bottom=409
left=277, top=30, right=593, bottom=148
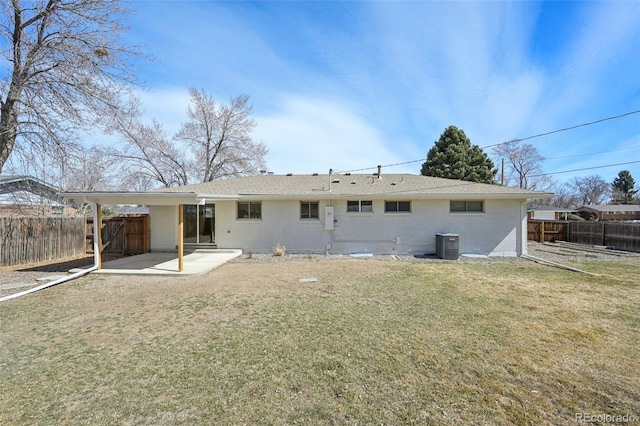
left=273, top=244, right=286, bottom=257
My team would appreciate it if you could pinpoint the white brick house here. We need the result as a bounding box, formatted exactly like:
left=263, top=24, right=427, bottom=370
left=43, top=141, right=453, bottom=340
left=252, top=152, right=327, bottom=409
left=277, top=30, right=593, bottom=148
left=65, top=173, right=553, bottom=259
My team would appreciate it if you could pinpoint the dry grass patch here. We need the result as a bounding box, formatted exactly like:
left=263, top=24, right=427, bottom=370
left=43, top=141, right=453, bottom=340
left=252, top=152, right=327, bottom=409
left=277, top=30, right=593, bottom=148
left=1, top=259, right=638, bottom=425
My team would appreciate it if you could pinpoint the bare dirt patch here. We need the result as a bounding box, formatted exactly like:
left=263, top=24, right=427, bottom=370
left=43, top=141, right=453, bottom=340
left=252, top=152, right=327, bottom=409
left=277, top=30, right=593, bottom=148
left=0, top=254, right=122, bottom=297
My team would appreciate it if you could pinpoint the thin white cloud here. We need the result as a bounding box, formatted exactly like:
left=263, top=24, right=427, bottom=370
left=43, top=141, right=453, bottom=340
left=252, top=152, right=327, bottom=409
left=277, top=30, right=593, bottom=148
left=324, top=1, right=546, bottom=148
left=135, top=87, right=191, bottom=130
left=534, top=1, right=640, bottom=123
left=255, top=95, right=414, bottom=175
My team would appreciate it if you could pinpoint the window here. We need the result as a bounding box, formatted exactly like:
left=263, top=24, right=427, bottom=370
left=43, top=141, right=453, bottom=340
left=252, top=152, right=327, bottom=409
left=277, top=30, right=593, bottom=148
left=237, top=201, right=262, bottom=219
left=385, top=201, right=411, bottom=213
left=347, top=200, right=373, bottom=213
left=301, top=201, right=319, bottom=219
left=450, top=200, right=484, bottom=212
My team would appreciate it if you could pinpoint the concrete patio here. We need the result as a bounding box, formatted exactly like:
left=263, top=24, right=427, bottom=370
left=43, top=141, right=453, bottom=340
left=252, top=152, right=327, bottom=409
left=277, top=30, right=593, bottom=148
left=71, top=249, right=242, bottom=276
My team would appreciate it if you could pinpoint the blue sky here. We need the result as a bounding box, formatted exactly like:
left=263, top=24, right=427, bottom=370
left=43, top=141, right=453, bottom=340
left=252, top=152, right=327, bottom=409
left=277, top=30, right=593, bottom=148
left=125, top=0, right=640, bottom=186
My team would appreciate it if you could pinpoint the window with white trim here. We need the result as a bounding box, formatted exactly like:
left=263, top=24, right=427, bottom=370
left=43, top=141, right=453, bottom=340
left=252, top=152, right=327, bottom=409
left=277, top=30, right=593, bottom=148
left=450, top=200, right=484, bottom=212
left=301, top=201, right=319, bottom=219
left=384, top=201, right=411, bottom=213
left=237, top=201, right=262, bottom=219
left=347, top=200, right=373, bottom=213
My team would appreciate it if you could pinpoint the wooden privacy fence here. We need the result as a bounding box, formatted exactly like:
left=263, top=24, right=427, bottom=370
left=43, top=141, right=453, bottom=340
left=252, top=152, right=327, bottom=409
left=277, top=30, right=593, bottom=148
left=568, top=221, right=640, bottom=253
left=528, top=220, right=640, bottom=253
left=527, top=220, right=568, bottom=243
left=86, top=215, right=150, bottom=255
left=0, top=217, right=85, bottom=267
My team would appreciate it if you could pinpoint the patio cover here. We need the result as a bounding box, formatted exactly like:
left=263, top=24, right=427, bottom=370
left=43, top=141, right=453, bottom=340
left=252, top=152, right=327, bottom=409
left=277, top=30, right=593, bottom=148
left=60, top=191, right=239, bottom=272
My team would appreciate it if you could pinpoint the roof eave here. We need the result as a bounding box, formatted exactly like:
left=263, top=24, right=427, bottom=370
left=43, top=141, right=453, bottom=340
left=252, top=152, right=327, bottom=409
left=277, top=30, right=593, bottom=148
left=60, top=188, right=555, bottom=204
left=59, top=191, right=224, bottom=205
left=228, top=191, right=556, bottom=201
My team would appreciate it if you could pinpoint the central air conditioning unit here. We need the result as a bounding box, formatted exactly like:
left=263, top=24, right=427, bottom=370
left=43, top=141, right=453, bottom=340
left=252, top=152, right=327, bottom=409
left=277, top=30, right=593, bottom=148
left=436, top=233, right=459, bottom=260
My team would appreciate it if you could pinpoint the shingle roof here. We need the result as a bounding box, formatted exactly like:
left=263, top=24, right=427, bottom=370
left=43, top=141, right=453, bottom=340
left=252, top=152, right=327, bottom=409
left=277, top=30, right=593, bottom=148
left=578, top=204, right=640, bottom=212
left=0, top=174, right=60, bottom=199
left=0, top=175, right=58, bottom=190
left=529, top=206, right=577, bottom=212
left=159, top=173, right=553, bottom=200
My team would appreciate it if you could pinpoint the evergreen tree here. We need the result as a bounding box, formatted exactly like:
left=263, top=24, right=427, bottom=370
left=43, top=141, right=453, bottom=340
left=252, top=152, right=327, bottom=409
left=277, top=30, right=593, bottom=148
left=611, top=170, right=638, bottom=204
left=421, top=126, right=496, bottom=183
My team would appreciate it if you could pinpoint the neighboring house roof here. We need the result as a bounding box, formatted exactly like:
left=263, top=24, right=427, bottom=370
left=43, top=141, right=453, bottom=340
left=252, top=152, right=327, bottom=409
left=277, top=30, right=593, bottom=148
left=62, top=174, right=554, bottom=205
left=577, top=205, right=640, bottom=213
left=528, top=206, right=577, bottom=212
left=0, top=174, right=61, bottom=205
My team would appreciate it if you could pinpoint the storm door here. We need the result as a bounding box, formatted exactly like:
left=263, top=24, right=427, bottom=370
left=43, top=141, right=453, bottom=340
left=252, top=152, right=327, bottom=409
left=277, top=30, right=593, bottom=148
left=183, top=204, right=215, bottom=244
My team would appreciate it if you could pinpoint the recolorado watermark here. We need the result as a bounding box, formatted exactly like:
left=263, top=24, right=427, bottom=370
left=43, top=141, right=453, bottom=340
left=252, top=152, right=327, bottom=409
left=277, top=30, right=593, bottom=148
left=575, top=413, right=638, bottom=423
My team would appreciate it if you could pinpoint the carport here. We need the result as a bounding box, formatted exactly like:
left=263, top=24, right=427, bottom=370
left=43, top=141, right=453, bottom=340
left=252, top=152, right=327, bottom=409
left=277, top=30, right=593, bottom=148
left=60, top=190, right=238, bottom=273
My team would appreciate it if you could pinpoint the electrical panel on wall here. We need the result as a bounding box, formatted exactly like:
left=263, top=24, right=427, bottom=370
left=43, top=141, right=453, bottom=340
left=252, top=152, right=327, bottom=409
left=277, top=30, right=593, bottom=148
left=324, top=206, right=334, bottom=231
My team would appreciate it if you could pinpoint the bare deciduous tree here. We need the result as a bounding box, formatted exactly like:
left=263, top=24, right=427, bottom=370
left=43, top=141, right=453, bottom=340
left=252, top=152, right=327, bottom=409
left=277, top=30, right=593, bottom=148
left=108, top=108, right=190, bottom=189
left=176, top=89, right=267, bottom=182
left=493, top=141, right=552, bottom=190
left=59, top=145, right=120, bottom=191
left=547, top=184, right=579, bottom=208
left=569, top=175, right=610, bottom=205
left=107, top=89, right=268, bottom=188
left=4, top=138, right=117, bottom=216
left=6, top=136, right=115, bottom=191
left=0, top=0, right=141, bottom=173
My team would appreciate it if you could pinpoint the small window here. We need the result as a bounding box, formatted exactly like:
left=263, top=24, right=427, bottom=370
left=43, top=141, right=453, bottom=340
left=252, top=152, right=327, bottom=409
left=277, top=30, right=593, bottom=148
left=385, top=201, right=411, bottom=213
left=237, top=201, right=262, bottom=219
left=347, top=200, right=373, bottom=213
left=301, top=201, right=319, bottom=219
left=51, top=206, right=64, bottom=217
left=450, top=200, right=484, bottom=213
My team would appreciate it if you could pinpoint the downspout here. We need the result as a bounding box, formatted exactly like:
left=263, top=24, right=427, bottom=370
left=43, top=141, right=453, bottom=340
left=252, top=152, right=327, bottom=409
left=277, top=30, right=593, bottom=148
left=94, top=202, right=102, bottom=269
left=328, top=198, right=334, bottom=254
left=0, top=264, right=98, bottom=303
left=0, top=202, right=101, bottom=303
left=520, top=200, right=529, bottom=256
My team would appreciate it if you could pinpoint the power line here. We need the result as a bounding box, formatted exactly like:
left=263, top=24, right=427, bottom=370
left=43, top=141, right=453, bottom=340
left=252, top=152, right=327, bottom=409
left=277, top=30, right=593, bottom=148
left=336, top=108, right=640, bottom=175
left=481, top=109, right=640, bottom=149
left=545, top=144, right=640, bottom=160
left=335, top=159, right=422, bottom=174
left=528, top=160, right=640, bottom=177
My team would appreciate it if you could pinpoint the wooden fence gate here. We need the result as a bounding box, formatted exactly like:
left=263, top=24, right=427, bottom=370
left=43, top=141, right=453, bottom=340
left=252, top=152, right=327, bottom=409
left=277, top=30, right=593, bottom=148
left=86, top=215, right=150, bottom=255
left=527, top=220, right=569, bottom=243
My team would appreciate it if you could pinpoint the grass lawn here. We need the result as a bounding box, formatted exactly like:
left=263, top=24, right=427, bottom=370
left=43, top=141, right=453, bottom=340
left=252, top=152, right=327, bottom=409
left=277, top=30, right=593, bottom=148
left=1, top=259, right=639, bottom=425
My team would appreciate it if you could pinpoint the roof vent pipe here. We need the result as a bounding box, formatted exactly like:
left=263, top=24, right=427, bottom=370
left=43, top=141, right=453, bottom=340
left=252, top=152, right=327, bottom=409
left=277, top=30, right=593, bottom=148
left=377, top=165, right=382, bottom=178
